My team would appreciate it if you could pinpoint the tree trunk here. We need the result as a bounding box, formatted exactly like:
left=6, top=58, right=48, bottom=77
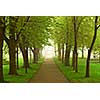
left=0, top=17, right=5, bottom=82
left=0, top=33, right=4, bottom=82
left=16, top=46, right=19, bottom=69
left=74, top=52, right=78, bottom=72
left=61, top=43, right=64, bottom=63
left=24, top=47, right=28, bottom=73
left=8, top=17, right=18, bottom=75
left=72, top=50, right=75, bottom=70
left=82, top=46, right=84, bottom=59
left=20, top=46, right=29, bottom=73
left=54, top=44, right=57, bottom=56
left=65, top=43, right=68, bottom=65
left=58, top=43, right=61, bottom=60
left=9, top=35, right=17, bottom=75
left=86, top=16, right=98, bottom=77
left=9, top=43, right=17, bottom=75
left=67, top=46, right=71, bottom=66
left=65, top=44, right=71, bottom=66
left=86, top=49, right=91, bottom=77
left=73, top=16, right=78, bottom=72
left=33, top=48, right=39, bottom=63
left=29, top=48, right=32, bottom=64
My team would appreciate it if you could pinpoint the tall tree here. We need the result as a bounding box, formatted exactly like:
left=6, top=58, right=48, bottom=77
left=72, top=16, right=85, bottom=72
left=4, top=16, right=30, bottom=75
left=61, top=43, right=64, bottom=63
left=58, top=43, right=61, bottom=60
left=0, top=17, right=5, bottom=82
left=86, top=16, right=100, bottom=77
left=73, top=16, right=78, bottom=72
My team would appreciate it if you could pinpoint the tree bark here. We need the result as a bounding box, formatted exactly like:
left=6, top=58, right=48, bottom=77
left=73, top=16, right=78, bottom=72
left=0, top=33, right=4, bottom=82
left=19, top=44, right=29, bottom=73
left=9, top=35, right=17, bottom=75
left=33, top=48, right=39, bottom=63
left=65, top=45, right=71, bottom=66
left=65, top=43, right=68, bottom=66
left=82, top=46, right=84, bottom=59
left=8, top=17, right=18, bottom=75
left=86, top=16, right=98, bottom=77
left=24, top=47, right=28, bottom=73
left=16, top=46, right=19, bottom=69
left=58, top=43, right=61, bottom=60
left=61, top=43, right=64, bottom=63
left=54, top=45, right=57, bottom=56
left=0, top=17, right=5, bottom=82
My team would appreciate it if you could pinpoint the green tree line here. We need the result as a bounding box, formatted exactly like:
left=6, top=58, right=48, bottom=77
left=0, top=16, right=100, bottom=82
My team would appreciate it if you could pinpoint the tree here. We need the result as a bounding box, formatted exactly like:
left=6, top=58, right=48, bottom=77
left=61, top=43, right=64, bottom=63
left=78, top=17, right=93, bottom=59
left=49, top=17, right=67, bottom=61
left=86, top=16, right=100, bottom=77
left=19, top=16, right=51, bottom=64
left=73, top=16, right=78, bottom=72
left=72, top=16, right=85, bottom=72
left=93, top=28, right=100, bottom=62
left=4, top=16, right=30, bottom=75
left=64, top=17, right=73, bottom=66
left=0, top=17, right=5, bottom=82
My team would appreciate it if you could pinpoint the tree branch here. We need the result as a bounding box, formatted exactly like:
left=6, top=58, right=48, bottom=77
left=3, top=17, right=19, bottom=46
left=16, top=16, right=30, bottom=43
left=3, top=33, right=9, bottom=45
left=15, top=16, right=19, bottom=23
left=30, top=47, right=34, bottom=53
left=97, top=24, right=100, bottom=29
left=77, top=16, right=85, bottom=32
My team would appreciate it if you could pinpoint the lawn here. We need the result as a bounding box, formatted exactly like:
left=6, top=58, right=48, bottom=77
left=3, top=57, right=44, bottom=83
left=54, top=57, right=100, bottom=83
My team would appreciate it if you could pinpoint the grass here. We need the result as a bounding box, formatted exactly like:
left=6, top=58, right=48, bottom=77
left=3, top=57, right=44, bottom=83
left=54, top=57, right=100, bottom=83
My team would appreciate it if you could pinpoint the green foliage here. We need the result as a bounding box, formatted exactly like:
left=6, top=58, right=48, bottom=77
left=49, top=16, right=95, bottom=50
left=19, top=16, right=51, bottom=48
left=2, top=16, right=100, bottom=82
left=94, top=30, right=100, bottom=51
left=49, top=16, right=67, bottom=44
left=78, top=16, right=94, bottom=48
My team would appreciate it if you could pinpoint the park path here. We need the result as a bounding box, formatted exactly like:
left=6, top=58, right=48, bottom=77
left=28, top=58, right=69, bottom=83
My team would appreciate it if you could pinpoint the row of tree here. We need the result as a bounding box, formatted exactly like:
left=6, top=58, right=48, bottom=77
left=0, top=16, right=51, bottom=82
left=0, top=16, right=100, bottom=82
left=50, top=16, right=100, bottom=77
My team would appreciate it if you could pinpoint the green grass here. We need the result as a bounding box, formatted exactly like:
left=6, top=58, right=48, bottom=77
left=54, top=57, right=100, bottom=83
left=3, top=57, right=44, bottom=83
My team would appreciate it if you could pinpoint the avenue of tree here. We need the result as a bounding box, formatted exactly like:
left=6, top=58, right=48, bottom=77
left=0, top=16, right=100, bottom=82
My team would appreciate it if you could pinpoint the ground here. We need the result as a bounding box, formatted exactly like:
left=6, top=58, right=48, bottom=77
left=28, top=58, right=69, bottom=83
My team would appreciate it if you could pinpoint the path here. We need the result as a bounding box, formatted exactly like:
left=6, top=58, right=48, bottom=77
left=28, top=58, right=69, bottom=83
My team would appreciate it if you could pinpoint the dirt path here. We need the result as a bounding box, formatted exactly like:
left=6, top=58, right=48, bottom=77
left=28, top=58, right=69, bottom=83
